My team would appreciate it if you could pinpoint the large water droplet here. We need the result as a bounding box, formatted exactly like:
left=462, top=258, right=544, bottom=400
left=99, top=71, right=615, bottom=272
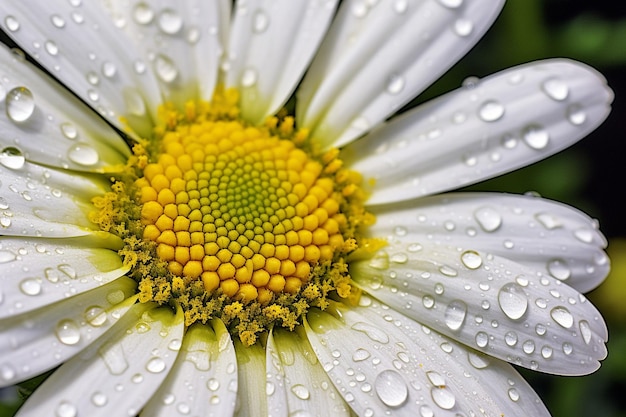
left=84, top=306, right=107, bottom=326
left=291, top=384, right=310, bottom=400
left=0, top=147, right=26, bottom=169
left=478, top=100, right=504, bottom=122
left=133, top=2, right=154, bottom=25
left=550, top=306, right=574, bottom=329
left=498, top=283, right=528, bottom=320
left=6, top=87, right=35, bottom=123
left=547, top=259, right=571, bottom=281
left=68, top=143, right=99, bottom=166
left=19, top=278, right=42, bottom=296
left=431, top=386, right=456, bottom=410
left=146, top=357, right=166, bottom=373
left=444, top=300, right=467, bottom=331
left=460, top=250, right=482, bottom=269
left=154, top=54, right=179, bottom=83
left=474, top=206, right=502, bottom=232
left=5, top=16, right=20, bottom=32
left=158, top=8, right=183, bottom=34
left=522, top=125, right=550, bottom=150
left=375, top=370, right=408, bottom=407
left=55, top=319, right=81, bottom=345
left=542, top=78, right=569, bottom=101
left=45, top=40, right=59, bottom=56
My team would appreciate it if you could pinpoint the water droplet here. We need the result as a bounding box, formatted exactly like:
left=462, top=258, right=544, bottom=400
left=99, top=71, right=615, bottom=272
left=386, top=74, right=405, bottom=94
left=579, top=320, right=592, bottom=344
left=422, top=295, right=435, bottom=309
left=91, top=391, right=107, bottom=407
left=133, top=2, right=154, bottom=25
left=475, top=331, right=489, bottom=348
left=60, top=122, right=78, bottom=140
left=567, top=104, right=586, bottom=125
left=154, top=54, right=179, bottom=83
left=541, top=345, right=553, bottom=359
left=474, top=206, right=502, bottom=232
left=50, top=14, right=66, bottom=28
left=522, top=340, right=535, bottom=354
left=497, top=283, right=528, bottom=320
left=19, top=278, right=42, bottom=296
left=390, top=252, right=408, bottom=264
left=460, top=250, right=482, bottom=269
left=535, top=212, right=561, bottom=229
left=102, top=61, right=117, bottom=78
left=508, top=388, right=520, bottom=402
left=352, top=321, right=389, bottom=343
left=444, top=300, right=467, bottom=331
left=0, top=363, right=16, bottom=381
left=542, top=78, right=569, bottom=101
left=478, top=100, right=504, bottom=122
left=68, top=143, right=99, bottom=166
left=0, top=147, right=26, bottom=169
left=5, top=16, right=20, bottom=32
left=86, top=71, right=99, bottom=85
left=547, top=259, right=571, bottom=281
left=438, top=0, right=463, bottom=8
left=438, top=265, right=458, bottom=277
left=146, top=357, right=166, bottom=373
left=352, top=348, right=371, bottom=362
left=84, top=306, right=107, bottom=326
left=241, top=68, right=257, bottom=87
left=252, top=10, right=269, bottom=33
left=574, top=228, right=594, bottom=243
left=55, top=401, right=77, bottom=417
left=375, top=370, right=408, bottom=407
left=6, top=87, right=35, bottom=123
left=504, top=331, right=518, bottom=346
left=535, top=323, right=547, bottom=336
left=522, top=125, right=550, bottom=150
left=291, top=384, right=310, bottom=400
left=0, top=251, right=15, bottom=263
left=186, top=26, right=201, bottom=44
left=431, top=386, right=456, bottom=410
left=562, top=342, right=573, bottom=355
left=45, top=40, right=59, bottom=56
left=158, top=8, right=183, bottom=34
left=55, top=319, right=81, bottom=345
left=454, top=18, right=473, bottom=36
left=550, top=306, right=574, bottom=328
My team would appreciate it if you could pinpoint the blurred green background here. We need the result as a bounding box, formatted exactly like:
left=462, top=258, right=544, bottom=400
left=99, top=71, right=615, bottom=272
left=1, top=0, right=625, bottom=416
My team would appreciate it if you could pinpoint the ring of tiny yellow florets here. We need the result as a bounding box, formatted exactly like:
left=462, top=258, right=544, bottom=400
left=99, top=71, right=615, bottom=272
left=91, top=89, right=375, bottom=345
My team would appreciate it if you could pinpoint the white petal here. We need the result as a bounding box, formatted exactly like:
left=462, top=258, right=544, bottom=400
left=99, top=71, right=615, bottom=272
left=271, top=328, right=351, bottom=417
left=265, top=329, right=289, bottom=417
left=0, top=161, right=106, bottom=237
left=15, top=303, right=184, bottom=417
left=101, top=0, right=230, bottom=108
left=305, top=301, right=551, bottom=416
left=0, top=235, right=128, bottom=319
left=351, top=244, right=608, bottom=375
left=297, top=0, right=504, bottom=149
left=369, top=192, right=609, bottom=293
left=0, top=45, right=130, bottom=172
left=140, top=320, right=238, bottom=417
left=234, top=339, right=267, bottom=417
left=0, top=277, right=136, bottom=387
left=344, top=59, right=613, bottom=204
left=226, top=0, right=338, bottom=124
left=0, top=0, right=163, bottom=136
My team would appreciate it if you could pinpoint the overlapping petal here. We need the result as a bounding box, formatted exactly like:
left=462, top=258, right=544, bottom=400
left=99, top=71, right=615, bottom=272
left=351, top=243, right=608, bottom=375
left=0, top=0, right=163, bottom=136
left=225, top=0, right=337, bottom=124
left=0, top=236, right=127, bottom=318
left=233, top=340, right=266, bottom=417
left=297, top=0, right=504, bottom=149
left=14, top=303, right=184, bottom=417
left=368, top=192, right=609, bottom=293
left=343, top=59, right=613, bottom=204
left=305, top=299, right=551, bottom=416
left=0, top=278, right=136, bottom=387
left=0, top=45, right=129, bottom=173
left=140, top=320, right=238, bottom=417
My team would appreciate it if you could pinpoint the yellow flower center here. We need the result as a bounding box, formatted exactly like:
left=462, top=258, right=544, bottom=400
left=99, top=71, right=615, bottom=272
left=92, top=89, right=375, bottom=345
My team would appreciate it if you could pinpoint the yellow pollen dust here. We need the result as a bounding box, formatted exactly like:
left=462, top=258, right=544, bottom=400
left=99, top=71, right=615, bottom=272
left=137, top=116, right=344, bottom=304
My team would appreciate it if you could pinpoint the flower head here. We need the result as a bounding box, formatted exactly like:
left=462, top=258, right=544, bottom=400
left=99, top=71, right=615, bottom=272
left=0, top=1, right=612, bottom=416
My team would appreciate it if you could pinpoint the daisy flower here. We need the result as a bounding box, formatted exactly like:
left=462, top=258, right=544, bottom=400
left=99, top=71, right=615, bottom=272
left=0, top=1, right=613, bottom=416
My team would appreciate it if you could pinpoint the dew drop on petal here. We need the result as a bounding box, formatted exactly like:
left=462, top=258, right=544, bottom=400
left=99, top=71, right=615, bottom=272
left=55, top=319, right=81, bottom=345
left=146, top=357, right=166, bottom=373
left=474, top=206, right=502, bottom=232
left=431, top=386, right=456, bottom=410
left=438, top=0, right=463, bottom=8
left=102, top=61, right=117, bottom=78
left=241, top=68, right=258, bottom=87
left=133, top=2, right=154, bottom=25
left=55, top=401, right=77, bottom=417
left=579, top=320, right=592, bottom=344
left=19, top=278, right=41, bottom=296
left=6, top=87, right=35, bottom=123
left=351, top=321, right=389, bottom=344
left=45, top=40, right=59, bottom=56
left=352, top=348, right=371, bottom=362
left=91, top=391, right=108, bottom=407
left=547, top=259, right=571, bottom=281
left=460, top=250, right=482, bottom=270
left=157, top=8, right=183, bottom=34
left=60, top=122, right=78, bottom=140
left=386, top=74, right=405, bottom=94
left=374, top=370, right=408, bottom=408
left=291, top=384, right=310, bottom=400
left=50, top=14, right=66, bottom=28
left=504, top=331, right=518, bottom=346
left=542, top=78, right=569, bottom=101
left=550, top=306, right=574, bottom=329
left=522, top=125, right=550, bottom=150
left=68, top=143, right=99, bottom=166
left=252, top=10, right=269, bottom=33
left=0, top=147, right=26, bottom=170
left=84, top=306, right=107, bottom=326
left=454, top=18, right=473, bottom=36
left=5, top=16, right=20, bottom=32
left=508, top=388, right=520, bottom=402
left=475, top=331, right=489, bottom=348
left=567, top=104, right=587, bottom=125
left=444, top=300, right=467, bottom=330
left=497, top=283, right=528, bottom=320
left=154, top=54, right=179, bottom=83
left=478, top=100, right=504, bottom=122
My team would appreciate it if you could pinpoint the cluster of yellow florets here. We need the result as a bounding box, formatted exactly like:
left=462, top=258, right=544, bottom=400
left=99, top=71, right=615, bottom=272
left=93, top=89, right=374, bottom=345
